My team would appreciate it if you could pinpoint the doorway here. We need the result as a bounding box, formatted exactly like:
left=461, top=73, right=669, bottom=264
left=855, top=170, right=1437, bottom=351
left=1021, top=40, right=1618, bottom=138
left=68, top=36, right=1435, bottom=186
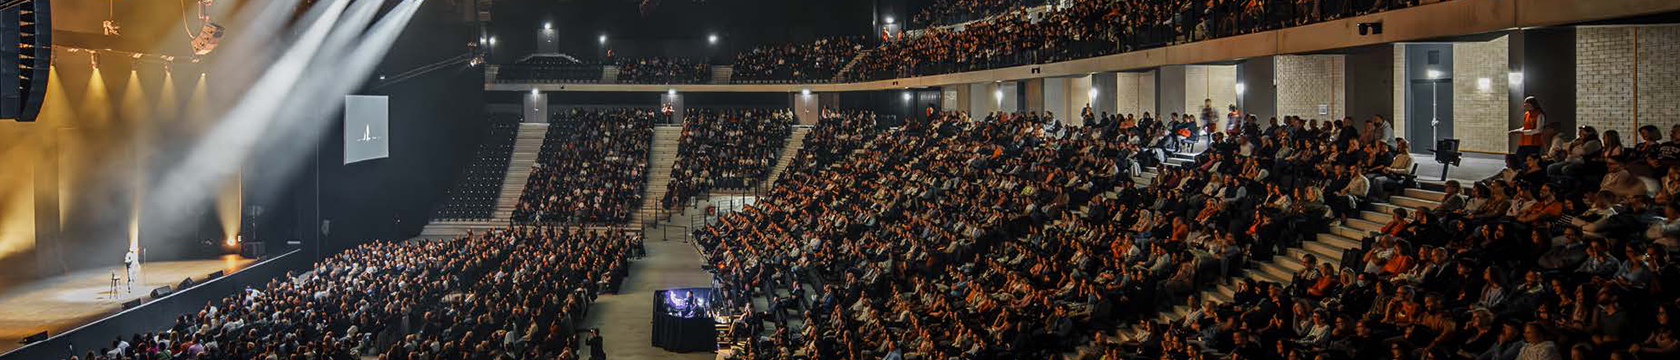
left=1408, top=79, right=1453, bottom=151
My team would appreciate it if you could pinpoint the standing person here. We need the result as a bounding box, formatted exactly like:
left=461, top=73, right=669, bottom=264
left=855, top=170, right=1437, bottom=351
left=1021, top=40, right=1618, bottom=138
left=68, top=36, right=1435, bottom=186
left=1509, top=96, right=1547, bottom=165
left=588, top=329, right=606, bottom=360
left=123, top=248, right=138, bottom=293
left=1371, top=115, right=1395, bottom=147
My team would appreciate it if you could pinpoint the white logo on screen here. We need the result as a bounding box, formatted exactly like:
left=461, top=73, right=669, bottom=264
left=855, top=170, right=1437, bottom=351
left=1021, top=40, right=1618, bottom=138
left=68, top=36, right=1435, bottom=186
left=358, top=124, right=381, bottom=142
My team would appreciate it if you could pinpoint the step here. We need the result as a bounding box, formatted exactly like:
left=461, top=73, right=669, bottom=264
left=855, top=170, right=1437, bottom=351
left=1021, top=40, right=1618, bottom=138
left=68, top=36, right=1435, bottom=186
left=1389, top=196, right=1441, bottom=210
left=1402, top=188, right=1448, bottom=202
left=1344, top=218, right=1383, bottom=232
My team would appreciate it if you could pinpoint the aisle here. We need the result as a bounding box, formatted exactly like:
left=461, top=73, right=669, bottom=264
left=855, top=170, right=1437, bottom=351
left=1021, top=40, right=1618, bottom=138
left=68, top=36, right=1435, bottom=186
left=580, top=206, right=716, bottom=360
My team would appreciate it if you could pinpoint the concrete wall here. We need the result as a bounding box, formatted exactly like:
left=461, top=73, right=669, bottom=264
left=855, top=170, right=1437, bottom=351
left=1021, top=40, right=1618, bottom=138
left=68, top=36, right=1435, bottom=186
left=968, top=83, right=996, bottom=116
left=1453, top=35, right=1511, bottom=153
left=1114, top=71, right=1157, bottom=117
left=999, top=81, right=1020, bottom=113
left=1023, top=79, right=1045, bottom=114
left=1158, top=66, right=1188, bottom=118
left=1576, top=25, right=1680, bottom=139
left=1345, top=45, right=1396, bottom=130
left=1184, top=65, right=1239, bottom=129
left=1276, top=55, right=1347, bottom=121
left=1091, top=72, right=1118, bottom=118
left=1043, top=77, right=1068, bottom=121
left=1068, top=75, right=1094, bottom=126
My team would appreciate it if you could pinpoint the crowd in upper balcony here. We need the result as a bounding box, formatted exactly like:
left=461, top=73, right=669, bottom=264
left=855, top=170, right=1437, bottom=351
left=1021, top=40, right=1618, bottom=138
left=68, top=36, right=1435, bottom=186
left=617, top=57, right=710, bottom=84
left=661, top=108, right=794, bottom=210
left=67, top=226, right=638, bottom=360
left=515, top=108, right=655, bottom=225
left=911, top=0, right=1043, bottom=28
left=731, top=37, right=867, bottom=84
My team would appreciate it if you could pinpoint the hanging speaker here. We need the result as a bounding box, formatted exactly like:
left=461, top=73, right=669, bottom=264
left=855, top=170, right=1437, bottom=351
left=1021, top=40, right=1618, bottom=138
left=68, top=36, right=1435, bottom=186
left=2, top=0, right=51, bottom=122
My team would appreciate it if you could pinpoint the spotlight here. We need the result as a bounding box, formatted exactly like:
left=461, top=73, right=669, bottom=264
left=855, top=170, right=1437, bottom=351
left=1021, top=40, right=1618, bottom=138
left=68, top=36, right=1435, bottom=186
left=379, top=75, right=386, bottom=80
left=885, top=16, right=895, bottom=24
left=225, top=236, right=238, bottom=247
left=1088, top=88, right=1098, bottom=99
left=1477, top=78, right=1491, bottom=92
left=489, top=36, right=497, bottom=46
left=801, top=89, right=811, bottom=96
left=1508, top=72, right=1524, bottom=86
left=131, top=53, right=142, bottom=59
left=901, top=92, right=912, bottom=102
left=191, top=23, right=227, bottom=56
left=667, top=89, right=677, bottom=96
left=707, top=34, right=718, bottom=45
left=531, top=88, right=540, bottom=95
left=599, top=34, right=608, bottom=44
left=1234, top=83, right=1246, bottom=95
left=544, top=22, right=552, bottom=30
left=1426, top=69, right=1443, bottom=79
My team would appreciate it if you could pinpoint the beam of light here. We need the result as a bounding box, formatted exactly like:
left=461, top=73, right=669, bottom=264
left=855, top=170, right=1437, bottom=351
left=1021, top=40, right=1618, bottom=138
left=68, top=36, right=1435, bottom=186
left=134, top=0, right=353, bottom=246
left=124, top=0, right=426, bottom=249
left=122, top=70, right=151, bottom=253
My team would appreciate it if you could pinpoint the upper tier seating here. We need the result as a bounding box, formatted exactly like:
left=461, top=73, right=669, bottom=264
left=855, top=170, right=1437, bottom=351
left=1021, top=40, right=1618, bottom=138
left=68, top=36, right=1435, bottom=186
left=513, top=108, right=655, bottom=225
left=435, top=115, right=520, bottom=220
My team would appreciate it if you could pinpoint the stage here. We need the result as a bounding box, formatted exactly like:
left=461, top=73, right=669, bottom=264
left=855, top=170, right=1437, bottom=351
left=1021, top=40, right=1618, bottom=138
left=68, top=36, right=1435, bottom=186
left=0, top=256, right=253, bottom=353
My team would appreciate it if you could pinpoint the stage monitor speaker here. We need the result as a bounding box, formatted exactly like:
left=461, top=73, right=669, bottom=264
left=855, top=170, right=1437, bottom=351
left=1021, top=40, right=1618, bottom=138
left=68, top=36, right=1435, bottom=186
left=206, top=270, right=225, bottom=280
left=18, top=331, right=47, bottom=344
left=150, top=286, right=173, bottom=298
left=241, top=242, right=266, bottom=258
left=178, top=277, right=195, bottom=289
left=121, top=299, right=142, bottom=309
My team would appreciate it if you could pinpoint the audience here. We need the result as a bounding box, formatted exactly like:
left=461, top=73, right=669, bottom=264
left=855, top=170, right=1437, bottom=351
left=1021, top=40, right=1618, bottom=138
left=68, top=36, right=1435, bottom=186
left=515, top=108, right=655, bottom=225
left=696, top=104, right=1680, bottom=360
left=617, top=57, right=709, bottom=84
left=911, top=0, right=1036, bottom=28
left=662, top=108, right=794, bottom=210
left=732, top=37, right=866, bottom=83
left=69, top=226, right=638, bottom=360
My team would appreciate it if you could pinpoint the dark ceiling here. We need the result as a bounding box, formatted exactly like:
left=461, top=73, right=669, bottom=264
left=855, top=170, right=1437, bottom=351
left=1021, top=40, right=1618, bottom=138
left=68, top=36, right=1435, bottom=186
left=486, top=0, right=882, bottom=61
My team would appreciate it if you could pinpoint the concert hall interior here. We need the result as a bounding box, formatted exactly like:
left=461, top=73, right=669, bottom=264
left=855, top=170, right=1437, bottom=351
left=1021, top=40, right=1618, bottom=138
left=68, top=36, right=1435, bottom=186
left=5, top=1, right=1680, bottom=360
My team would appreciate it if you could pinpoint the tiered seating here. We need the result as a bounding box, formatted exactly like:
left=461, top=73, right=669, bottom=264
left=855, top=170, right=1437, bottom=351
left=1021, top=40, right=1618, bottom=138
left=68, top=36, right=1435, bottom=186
left=513, top=108, right=655, bottom=225
left=730, top=37, right=865, bottom=84
left=660, top=108, right=793, bottom=209
left=435, top=115, right=519, bottom=220
left=67, top=226, right=638, bottom=360
left=496, top=55, right=603, bottom=83
left=616, top=57, right=709, bottom=84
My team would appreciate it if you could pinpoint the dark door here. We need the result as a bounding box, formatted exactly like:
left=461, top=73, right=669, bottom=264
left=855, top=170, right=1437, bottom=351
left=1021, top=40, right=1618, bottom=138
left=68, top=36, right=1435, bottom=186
left=1408, top=79, right=1453, bottom=152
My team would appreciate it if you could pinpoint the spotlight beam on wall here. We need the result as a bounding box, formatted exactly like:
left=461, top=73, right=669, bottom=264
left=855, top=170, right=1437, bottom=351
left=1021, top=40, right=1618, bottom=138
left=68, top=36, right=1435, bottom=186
left=132, top=0, right=355, bottom=245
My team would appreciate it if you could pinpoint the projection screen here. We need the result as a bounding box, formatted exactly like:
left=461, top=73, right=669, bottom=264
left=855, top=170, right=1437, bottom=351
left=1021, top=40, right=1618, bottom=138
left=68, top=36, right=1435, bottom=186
left=343, top=95, right=390, bottom=164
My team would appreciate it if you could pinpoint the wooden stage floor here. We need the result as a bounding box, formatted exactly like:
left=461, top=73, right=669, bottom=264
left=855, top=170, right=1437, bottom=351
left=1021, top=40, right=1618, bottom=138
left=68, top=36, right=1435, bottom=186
left=0, top=256, right=253, bottom=353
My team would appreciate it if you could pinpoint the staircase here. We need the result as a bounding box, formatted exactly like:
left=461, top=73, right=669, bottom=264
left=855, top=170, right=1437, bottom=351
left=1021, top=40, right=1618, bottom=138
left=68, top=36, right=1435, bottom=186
left=757, top=126, right=811, bottom=192
left=630, top=125, right=684, bottom=228
left=416, top=123, right=549, bottom=239
left=710, top=65, right=733, bottom=84
left=831, top=50, right=871, bottom=82
left=1098, top=152, right=1454, bottom=346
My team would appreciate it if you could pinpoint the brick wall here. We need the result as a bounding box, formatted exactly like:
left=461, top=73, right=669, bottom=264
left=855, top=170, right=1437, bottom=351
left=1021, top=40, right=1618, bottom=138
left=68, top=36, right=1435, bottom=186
left=1453, top=35, right=1510, bottom=153
left=1276, top=55, right=1346, bottom=121
left=1577, top=27, right=1637, bottom=138
left=1637, top=26, right=1680, bottom=135
left=1393, top=44, right=1407, bottom=134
